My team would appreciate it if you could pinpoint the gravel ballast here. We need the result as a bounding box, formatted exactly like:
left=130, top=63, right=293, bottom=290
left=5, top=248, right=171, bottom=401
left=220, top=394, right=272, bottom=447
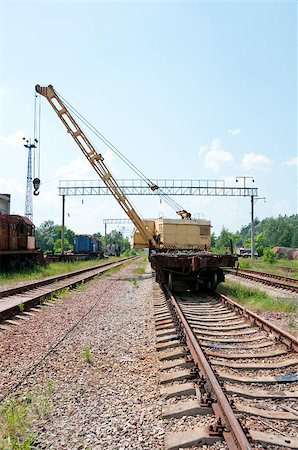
left=1, top=261, right=165, bottom=449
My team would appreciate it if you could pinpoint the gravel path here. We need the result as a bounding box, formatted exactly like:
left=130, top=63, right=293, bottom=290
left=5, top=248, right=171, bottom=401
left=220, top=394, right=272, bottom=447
left=1, top=261, right=164, bottom=449
left=2, top=263, right=297, bottom=449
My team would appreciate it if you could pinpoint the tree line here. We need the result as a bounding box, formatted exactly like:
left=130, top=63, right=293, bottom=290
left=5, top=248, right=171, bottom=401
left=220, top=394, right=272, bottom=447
left=36, top=214, right=298, bottom=257
left=212, top=214, right=298, bottom=255
left=35, top=220, right=130, bottom=255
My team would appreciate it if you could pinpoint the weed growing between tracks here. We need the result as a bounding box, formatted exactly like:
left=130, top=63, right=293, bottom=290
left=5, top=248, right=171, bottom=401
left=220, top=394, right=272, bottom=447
left=218, top=280, right=297, bottom=313
left=18, top=303, right=25, bottom=314
left=129, top=256, right=147, bottom=287
left=80, top=343, right=93, bottom=365
left=0, top=382, right=53, bottom=449
left=132, top=257, right=147, bottom=275
left=0, top=256, right=125, bottom=286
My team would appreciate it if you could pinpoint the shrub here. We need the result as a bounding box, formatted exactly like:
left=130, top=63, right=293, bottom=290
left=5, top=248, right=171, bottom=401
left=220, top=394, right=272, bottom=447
left=262, top=247, right=276, bottom=264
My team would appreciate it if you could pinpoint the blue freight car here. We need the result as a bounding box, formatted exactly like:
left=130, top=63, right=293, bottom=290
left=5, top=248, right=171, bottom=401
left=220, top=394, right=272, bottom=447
left=73, top=234, right=102, bottom=255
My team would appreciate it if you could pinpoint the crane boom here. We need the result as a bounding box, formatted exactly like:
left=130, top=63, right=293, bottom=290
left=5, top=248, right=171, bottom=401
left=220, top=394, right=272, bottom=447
left=35, top=84, right=157, bottom=247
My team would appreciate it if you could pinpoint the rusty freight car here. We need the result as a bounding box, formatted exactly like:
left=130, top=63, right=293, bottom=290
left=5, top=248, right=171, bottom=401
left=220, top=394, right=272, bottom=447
left=0, top=213, right=44, bottom=271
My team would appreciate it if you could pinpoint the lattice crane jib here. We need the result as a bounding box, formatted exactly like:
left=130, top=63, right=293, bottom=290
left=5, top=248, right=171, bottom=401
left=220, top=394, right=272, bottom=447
left=35, top=84, right=156, bottom=247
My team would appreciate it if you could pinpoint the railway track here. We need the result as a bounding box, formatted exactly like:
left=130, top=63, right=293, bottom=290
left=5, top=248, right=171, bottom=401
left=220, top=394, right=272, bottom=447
left=154, top=282, right=298, bottom=450
left=0, top=256, right=136, bottom=325
left=226, top=267, right=298, bottom=294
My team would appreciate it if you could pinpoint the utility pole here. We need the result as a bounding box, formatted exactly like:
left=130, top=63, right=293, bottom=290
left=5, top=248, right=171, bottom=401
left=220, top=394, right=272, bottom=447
left=236, top=176, right=255, bottom=259
left=23, top=137, right=37, bottom=222
left=251, top=196, right=266, bottom=259
left=251, top=195, right=255, bottom=260
left=61, top=195, right=65, bottom=255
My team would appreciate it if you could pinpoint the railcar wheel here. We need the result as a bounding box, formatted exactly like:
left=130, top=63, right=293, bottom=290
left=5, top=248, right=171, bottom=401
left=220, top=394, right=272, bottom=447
left=202, top=272, right=218, bottom=291
left=209, top=272, right=218, bottom=291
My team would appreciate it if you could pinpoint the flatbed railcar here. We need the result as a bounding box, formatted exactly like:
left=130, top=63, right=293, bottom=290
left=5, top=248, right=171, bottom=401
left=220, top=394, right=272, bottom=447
left=133, top=218, right=237, bottom=291
left=150, top=248, right=237, bottom=291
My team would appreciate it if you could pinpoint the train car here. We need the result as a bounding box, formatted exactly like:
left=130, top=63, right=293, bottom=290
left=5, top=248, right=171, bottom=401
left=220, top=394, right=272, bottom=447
left=0, top=213, right=44, bottom=271
left=133, top=218, right=237, bottom=291
left=73, top=234, right=103, bottom=258
left=105, top=242, right=121, bottom=257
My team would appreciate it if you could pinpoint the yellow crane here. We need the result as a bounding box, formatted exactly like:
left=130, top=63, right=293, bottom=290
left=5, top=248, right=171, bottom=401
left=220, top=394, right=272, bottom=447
left=36, top=85, right=236, bottom=290
left=35, top=84, right=159, bottom=247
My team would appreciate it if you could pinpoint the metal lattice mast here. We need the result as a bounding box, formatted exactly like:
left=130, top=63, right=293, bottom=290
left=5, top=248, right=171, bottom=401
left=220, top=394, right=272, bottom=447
left=23, top=138, right=36, bottom=222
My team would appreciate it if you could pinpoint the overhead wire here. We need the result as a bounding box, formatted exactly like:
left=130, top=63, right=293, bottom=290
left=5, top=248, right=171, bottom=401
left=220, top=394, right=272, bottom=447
left=54, top=89, right=187, bottom=215
left=33, top=91, right=41, bottom=180
left=33, top=91, right=37, bottom=179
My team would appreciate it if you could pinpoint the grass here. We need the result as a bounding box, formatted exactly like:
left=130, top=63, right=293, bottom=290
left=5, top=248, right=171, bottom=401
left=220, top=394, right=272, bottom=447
left=0, top=256, right=125, bottom=286
left=0, top=383, right=53, bottom=450
left=238, top=257, right=298, bottom=279
left=218, top=279, right=297, bottom=314
left=129, top=256, right=147, bottom=287
left=18, top=303, right=25, bottom=314
left=131, top=276, right=139, bottom=287
left=80, top=344, right=93, bottom=364
left=133, top=257, right=147, bottom=275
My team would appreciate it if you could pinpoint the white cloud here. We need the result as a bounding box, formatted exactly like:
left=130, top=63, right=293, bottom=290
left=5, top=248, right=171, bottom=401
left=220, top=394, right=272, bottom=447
left=241, top=152, right=271, bottom=171
left=199, top=138, right=234, bottom=172
left=0, top=129, right=24, bottom=146
left=56, top=156, right=91, bottom=179
left=283, top=157, right=298, bottom=166
left=0, top=178, right=24, bottom=194
left=228, top=128, right=240, bottom=136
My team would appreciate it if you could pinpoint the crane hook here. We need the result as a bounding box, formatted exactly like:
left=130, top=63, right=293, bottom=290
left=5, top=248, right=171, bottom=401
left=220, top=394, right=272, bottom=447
left=33, top=178, right=41, bottom=196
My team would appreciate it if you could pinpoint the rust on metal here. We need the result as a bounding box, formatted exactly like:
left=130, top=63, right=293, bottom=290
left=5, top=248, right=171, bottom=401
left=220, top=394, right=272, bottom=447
left=165, top=287, right=252, bottom=450
left=218, top=293, right=298, bottom=352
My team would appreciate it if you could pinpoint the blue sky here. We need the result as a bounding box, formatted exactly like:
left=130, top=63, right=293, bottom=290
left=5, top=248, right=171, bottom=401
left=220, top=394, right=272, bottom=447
left=0, top=0, right=297, bottom=237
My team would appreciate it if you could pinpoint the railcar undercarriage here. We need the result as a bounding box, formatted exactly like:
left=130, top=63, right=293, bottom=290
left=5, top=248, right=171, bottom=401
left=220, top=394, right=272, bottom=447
left=149, top=249, right=237, bottom=291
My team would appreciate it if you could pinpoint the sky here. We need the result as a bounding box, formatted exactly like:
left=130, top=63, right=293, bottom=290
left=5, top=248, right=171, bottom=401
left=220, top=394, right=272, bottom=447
left=0, top=0, right=297, bottom=238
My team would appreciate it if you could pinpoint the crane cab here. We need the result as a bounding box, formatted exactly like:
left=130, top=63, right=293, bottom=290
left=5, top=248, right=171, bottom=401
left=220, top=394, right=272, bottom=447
left=131, top=218, right=211, bottom=250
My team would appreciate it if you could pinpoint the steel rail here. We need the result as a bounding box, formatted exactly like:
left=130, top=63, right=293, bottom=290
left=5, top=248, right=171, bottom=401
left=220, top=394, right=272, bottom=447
left=233, top=268, right=298, bottom=284
left=218, top=292, right=298, bottom=352
left=227, top=268, right=298, bottom=293
left=0, top=256, right=138, bottom=322
left=0, top=256, right=136, bottom=299
left=164, top=286, right=252, bottom=450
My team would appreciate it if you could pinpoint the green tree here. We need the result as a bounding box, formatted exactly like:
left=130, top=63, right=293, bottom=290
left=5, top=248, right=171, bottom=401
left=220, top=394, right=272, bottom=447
left=36, top=220, right=76, bottom=254
left=216, top=214, right=298, bottom=253
left=53, top=238, right=72, bottom=253
left=291, top=228, right=298, bottom=247
left=263, top=247, right=276, bottom=264
left=214, top=227, right=241, bottom=253
left=35, top=220, right=56, bottom=254
left=54, top=225, right=75, bottom=252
